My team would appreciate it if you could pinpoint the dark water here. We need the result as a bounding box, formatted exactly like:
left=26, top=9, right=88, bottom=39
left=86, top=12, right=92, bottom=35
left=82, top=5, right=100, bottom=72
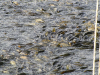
left=0, top=0, right=99, bottom=75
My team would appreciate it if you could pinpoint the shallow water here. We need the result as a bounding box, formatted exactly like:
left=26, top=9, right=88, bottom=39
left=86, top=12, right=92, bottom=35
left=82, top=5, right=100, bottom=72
left=0, top=0, right=99, bottom=75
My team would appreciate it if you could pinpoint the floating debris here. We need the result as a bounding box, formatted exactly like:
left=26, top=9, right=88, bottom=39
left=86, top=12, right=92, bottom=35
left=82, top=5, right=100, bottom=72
left=45, top=31, right=48, bottom=36
left=80, top=66, right=88, bottom=69
left=10, top=60, right=16, bottom=66
left=18, top=45, right=21, bottom=48
left=60, top=53, right=72, bottom=57
left=52, top=28, right=56, bottom=32
left=20, top=56, right=27, bottom=60
left=35, top=19, right=44, bottom=23
left=66, top=65, right=70, bottom=70
left=3, top=70, right=9, bottom=74
left=84, top=69, right=92, bottom=72
left=12, top=1, right=19, bottom=5
left=60, top=69, right=75, bottom=74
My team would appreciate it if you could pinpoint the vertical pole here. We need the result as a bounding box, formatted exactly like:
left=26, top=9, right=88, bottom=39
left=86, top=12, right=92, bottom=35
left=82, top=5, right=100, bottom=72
left=99, top=35, right=100, bottom=75
left=93, top=0, right=98, bottom=75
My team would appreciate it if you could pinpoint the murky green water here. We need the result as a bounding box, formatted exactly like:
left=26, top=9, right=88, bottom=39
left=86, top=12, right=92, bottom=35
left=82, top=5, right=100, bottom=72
left=0, top=0, right=99, bottom=75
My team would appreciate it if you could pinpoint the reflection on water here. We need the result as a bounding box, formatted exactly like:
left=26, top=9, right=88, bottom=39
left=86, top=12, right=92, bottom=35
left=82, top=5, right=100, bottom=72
left=0, top=0, right=99, bottom=75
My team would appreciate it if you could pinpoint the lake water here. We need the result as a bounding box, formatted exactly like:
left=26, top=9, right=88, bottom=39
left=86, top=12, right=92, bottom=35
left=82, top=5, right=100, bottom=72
left=0, top=0, right=99, bottom=75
